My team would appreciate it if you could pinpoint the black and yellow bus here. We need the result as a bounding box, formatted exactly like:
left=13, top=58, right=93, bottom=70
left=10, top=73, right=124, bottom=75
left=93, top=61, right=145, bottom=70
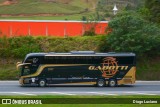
left=17, top=51, right=136, bottom=87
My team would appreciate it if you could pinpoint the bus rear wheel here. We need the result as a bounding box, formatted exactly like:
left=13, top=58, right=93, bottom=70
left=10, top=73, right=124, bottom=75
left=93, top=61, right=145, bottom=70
left=108, top=79, right=117, bottom=87
left=97, top=79, right=105, bottom=87
left=39, top=79, right=46, bottom=87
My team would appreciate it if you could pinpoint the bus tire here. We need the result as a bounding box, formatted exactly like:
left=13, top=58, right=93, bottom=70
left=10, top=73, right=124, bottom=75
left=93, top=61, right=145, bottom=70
left=39, top=79, right=46, bottom=87
left=97, top=79, right=105, bottom=87
left=108, top=79, right=117, bottom=87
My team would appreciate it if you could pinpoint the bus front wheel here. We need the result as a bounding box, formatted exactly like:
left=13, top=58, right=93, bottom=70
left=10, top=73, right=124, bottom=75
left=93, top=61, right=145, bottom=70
left=97, top=79, right=105, bottom=87
left=108, top=79, right=117, bottom=87
left=39, top=79, right=46, bottom=87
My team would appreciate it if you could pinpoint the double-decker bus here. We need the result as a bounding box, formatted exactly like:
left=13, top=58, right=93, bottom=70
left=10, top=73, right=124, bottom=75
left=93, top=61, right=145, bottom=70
left=17, top=51, right=136, bottom=87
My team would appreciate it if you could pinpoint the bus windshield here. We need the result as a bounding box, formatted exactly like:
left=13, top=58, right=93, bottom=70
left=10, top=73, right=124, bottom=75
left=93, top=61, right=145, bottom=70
left=21, top=65, right=31, bottom=76
left=19, top=65, right=37, bottom=76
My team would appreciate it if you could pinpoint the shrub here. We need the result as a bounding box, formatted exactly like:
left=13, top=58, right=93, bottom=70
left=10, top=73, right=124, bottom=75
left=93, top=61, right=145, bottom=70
left=145, top=0, right=160, bottom=24
left=37, top=36, right=108, bottom=52
left=0, top=36, right=41, bottom=58
left=0, top=35, right=108, bottom=58
left=107, top=12, right=160, bottom=56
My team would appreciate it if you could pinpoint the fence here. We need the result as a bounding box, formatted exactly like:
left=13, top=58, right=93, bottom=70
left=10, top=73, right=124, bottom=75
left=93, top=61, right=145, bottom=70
left=0, top=20, right=108, bottom=37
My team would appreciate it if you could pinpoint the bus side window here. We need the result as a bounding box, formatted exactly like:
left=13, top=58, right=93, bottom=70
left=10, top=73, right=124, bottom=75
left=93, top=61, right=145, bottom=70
left=40, top=67, right=53, bottom=77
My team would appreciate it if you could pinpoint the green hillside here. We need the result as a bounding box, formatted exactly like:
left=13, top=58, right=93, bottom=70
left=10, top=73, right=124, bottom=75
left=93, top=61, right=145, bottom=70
left=0, top=0, right=97, bottom=20
left=0, top=0, right=142, bottom=20
left=0, top=0, right=97, bottom=14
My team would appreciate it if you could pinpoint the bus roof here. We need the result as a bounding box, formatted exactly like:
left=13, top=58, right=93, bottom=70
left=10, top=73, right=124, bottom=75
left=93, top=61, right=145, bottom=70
left=25, top=52, right=136, bottom=57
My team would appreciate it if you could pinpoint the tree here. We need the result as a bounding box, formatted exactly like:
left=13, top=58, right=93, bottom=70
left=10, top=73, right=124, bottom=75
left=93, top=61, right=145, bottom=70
left=81, top=16, right=87, bottom=21
left=106, top=12, right=160, bottom=56
left=145, top=0, right=160, bottom=24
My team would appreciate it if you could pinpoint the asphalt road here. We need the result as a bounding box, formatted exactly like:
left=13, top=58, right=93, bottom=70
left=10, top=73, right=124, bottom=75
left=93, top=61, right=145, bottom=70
left=0, top=81, right=160, bottom=96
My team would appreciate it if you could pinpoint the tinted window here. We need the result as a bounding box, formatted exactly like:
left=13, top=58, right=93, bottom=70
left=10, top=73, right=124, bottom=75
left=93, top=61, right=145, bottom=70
left=116, top=57, right=135, bottom=65
left=40, top=67, right=53, bottom=77
left=43, top=56, right=102, bottom=64
left=43, top=56, right=135, bottom=65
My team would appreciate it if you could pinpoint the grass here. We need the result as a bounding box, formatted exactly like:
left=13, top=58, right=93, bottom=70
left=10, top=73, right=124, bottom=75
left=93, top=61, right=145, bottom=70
left=0, top=0, right=94, bottom=14
left=0, top=0, right=142, bottom=21
left=0, top=58, right=20, bottom=80
left=0, top=64, right=18, bottom=80
left=0, top=95, right=159, bottom=107
left=0, top=0, right=97, bottom=16
left=0, top=104, right=158, bottom=107
left=136, top=57, right=160, bottom=80
left=0, top=12, right=94, bottom=20
left=0, top=0, right=97, bottom=20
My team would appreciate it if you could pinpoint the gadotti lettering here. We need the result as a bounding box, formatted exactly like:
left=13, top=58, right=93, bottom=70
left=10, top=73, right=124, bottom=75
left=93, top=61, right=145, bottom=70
left=88, top=66, right=128, bottom=71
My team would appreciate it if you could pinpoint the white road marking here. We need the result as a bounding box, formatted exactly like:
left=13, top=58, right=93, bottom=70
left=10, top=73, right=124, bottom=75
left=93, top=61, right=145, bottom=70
left=87, top=92, right=117, bottom=96
left=125, top=92, right=156, bottom=95
left=11, top=92, right=37, bottom=96
left=49, top=92, right=76, bottom=95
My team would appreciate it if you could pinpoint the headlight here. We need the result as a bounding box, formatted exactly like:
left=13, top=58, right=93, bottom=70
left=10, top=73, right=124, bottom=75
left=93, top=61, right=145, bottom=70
left=23, top=78, right=30, bottom=83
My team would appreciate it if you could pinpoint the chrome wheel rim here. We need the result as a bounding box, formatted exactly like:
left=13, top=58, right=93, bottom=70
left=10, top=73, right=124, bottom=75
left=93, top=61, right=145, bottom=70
left=98, top=80, right=104, bottom=87
left=40, top=81, right=45, bottom=87
left=110, top=80, right=116, bottom=87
